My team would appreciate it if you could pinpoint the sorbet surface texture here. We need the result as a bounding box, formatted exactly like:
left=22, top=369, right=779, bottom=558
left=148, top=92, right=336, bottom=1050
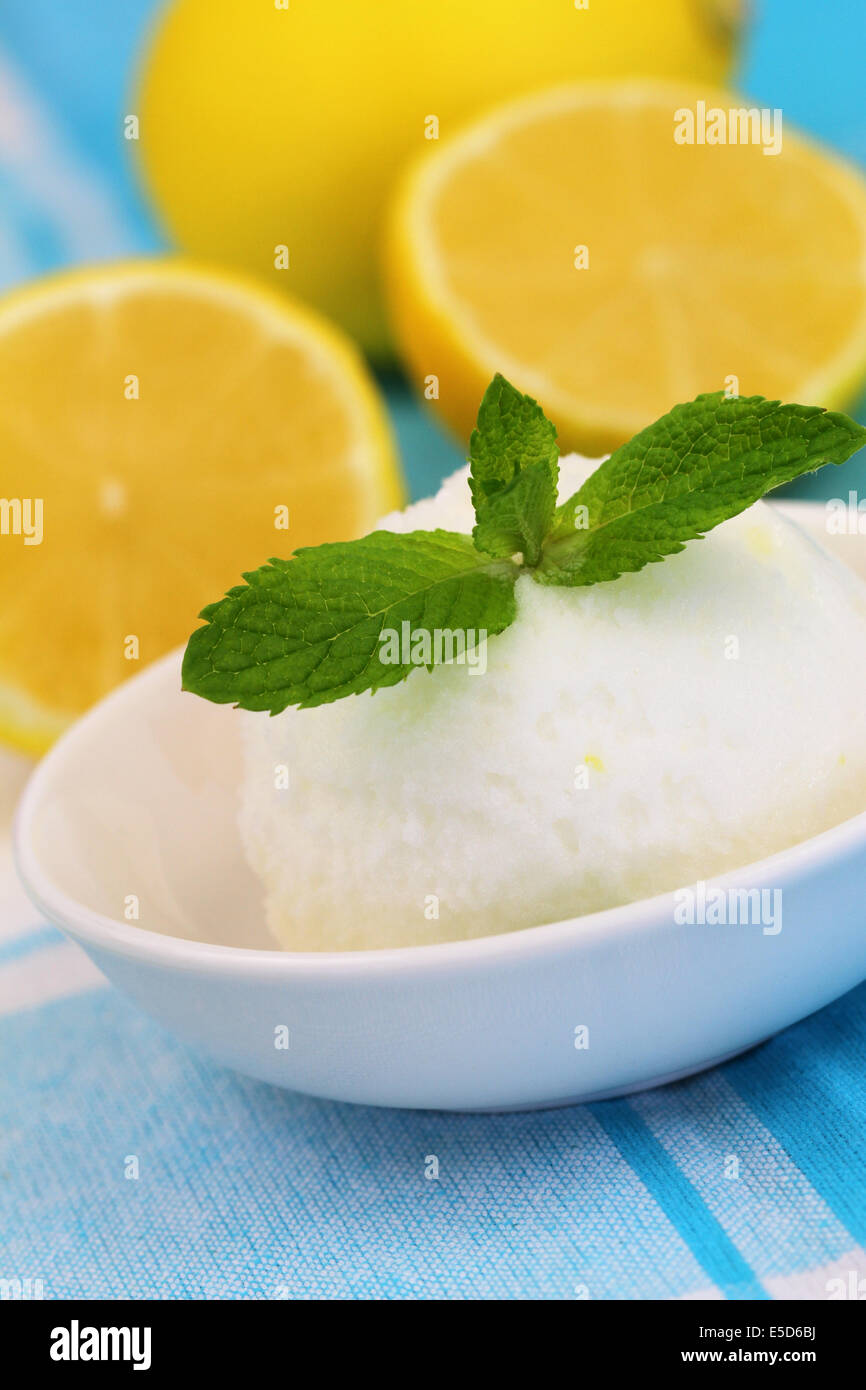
left=239, top=459, right=866, bottom=950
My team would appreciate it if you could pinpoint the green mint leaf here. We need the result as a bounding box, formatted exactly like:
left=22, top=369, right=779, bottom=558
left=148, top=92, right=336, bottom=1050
left=469, top=372, right=558, bottom=566
left=182, top=530, right=517, bottom=713
left=537, top=391, right=866, bottom=587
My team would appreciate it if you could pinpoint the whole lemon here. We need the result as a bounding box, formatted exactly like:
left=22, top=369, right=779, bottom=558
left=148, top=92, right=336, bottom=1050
left=135, top=0, right=740, bottom=358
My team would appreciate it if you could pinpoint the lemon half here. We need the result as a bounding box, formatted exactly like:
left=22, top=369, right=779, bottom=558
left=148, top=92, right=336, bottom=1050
left=386, top=81, right=866, bottom=453
left=0, top=261, right=401, bottom=754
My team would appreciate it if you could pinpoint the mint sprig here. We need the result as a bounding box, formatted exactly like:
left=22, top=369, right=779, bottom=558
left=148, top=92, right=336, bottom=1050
left=183, top=377, right=866, bottom=714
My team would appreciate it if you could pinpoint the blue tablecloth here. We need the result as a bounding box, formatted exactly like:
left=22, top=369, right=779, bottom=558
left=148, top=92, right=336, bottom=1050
left=1, top=1, right=865, bottom=1300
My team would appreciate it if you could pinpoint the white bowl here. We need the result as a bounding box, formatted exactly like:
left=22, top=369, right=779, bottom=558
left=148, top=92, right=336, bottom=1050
left=13, top=503, right=866, bottom=1111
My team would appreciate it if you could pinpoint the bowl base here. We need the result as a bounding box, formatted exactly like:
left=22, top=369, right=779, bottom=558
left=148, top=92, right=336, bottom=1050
left=460, top=1038, right=770, bottom=1113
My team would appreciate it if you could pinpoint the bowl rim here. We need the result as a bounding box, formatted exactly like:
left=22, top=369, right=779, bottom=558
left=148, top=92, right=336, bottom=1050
left=14, top=642, right=866, bottom=981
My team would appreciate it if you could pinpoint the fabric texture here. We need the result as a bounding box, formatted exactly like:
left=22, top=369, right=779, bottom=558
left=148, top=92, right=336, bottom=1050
left=1, top=0, right=865, bottom=1300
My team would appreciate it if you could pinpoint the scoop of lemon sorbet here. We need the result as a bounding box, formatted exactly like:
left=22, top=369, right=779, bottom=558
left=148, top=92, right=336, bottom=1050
left=239, top=456, right=866, bottom=951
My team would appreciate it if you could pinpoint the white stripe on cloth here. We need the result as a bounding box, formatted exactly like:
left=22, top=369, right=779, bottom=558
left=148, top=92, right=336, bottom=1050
left=0, top=747, right=39, bottom=945
left=632, top=1071, right=859, bottom=1287
left=0, top=846, right=39, bottom=947
left=0, top=939, right=104, bottom=1016
left=765, top=1248, right=866, bottom=1301
left=0, top=48, right=132, bottom=279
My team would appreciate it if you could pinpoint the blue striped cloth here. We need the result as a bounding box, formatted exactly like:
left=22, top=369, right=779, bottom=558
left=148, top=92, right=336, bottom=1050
left=1, top=1, right=866, bottom=1300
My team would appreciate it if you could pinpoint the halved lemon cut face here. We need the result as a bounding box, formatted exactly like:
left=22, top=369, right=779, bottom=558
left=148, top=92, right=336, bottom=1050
left=387, top=81, right=866, bottom=454
left=0, top=261, right=402, bottom=754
